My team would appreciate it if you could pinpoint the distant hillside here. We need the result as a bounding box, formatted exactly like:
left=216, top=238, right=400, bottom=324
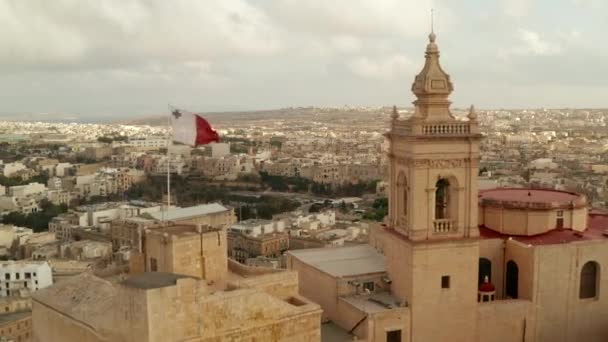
left=118, top=108, right=320, bottom=126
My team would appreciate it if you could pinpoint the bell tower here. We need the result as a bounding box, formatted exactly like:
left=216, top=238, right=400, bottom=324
left=387, top=31, right=481, bottom=241
left=383, top=32, right=482, bottom=342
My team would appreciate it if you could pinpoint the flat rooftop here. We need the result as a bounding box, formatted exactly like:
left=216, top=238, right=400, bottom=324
left=479, top=188, right=585, bottom=209
left=121, top=272, right=194, bottom=289
left=480, top=212, right=608, bottom=245
left=340, top=291, right=402, bottom=314
left=288, top=245, right=385, bottom=278
left=149, top=203, right=228, bottom=221
left=321, top=321, right=352, bottom=342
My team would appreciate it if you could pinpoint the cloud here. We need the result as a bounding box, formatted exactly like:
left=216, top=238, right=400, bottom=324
left=499, top=29, right=562, bottom=59
left=517, top=29, right=561, bottom=55
left=347, top=55, right=413, bottom=80
left=330, top=35, right=362, bottom=54
left=502, top=0, right=532, bottom=17
left=571, top=0, right=605, bottom=9
left=264, top=0, right=441, bottom=38
left=0, top=0, right=281, bottom=71
left=1, top=0, right=607, bottom=117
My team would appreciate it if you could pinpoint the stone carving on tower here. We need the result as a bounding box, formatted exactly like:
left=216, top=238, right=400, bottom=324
left=386, top=32, right=482, bottom=241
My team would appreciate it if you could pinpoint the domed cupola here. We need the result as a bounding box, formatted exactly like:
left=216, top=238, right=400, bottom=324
left=410, top=32, right=455, bottom=122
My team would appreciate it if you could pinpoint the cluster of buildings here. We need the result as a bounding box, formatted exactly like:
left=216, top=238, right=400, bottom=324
left=0, top=260, right=53, bottom=342
left=0, top=162, right=142, bottom=215
left=478, top=111, right=608, bottom=208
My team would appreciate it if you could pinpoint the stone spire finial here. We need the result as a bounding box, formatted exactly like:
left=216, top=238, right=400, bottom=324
left=391, top=105, right=399, bottom=120
left=411, top=29, right=455, bottom=122
left=412, top=32, right=452, bottom=96
left=467, top=105, right=477, bottom=120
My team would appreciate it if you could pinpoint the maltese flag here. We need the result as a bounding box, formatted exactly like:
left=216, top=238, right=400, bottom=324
left=170, top=109, right=220, bottom=146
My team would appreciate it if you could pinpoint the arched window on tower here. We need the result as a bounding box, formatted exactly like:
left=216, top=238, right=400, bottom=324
left=435, top=179, right=450, bottom=219
left=478, top=258, right=492, bottom=285
left=580, top=261, right=599, bottom=299
left=506, top=260, right=519, bottom=299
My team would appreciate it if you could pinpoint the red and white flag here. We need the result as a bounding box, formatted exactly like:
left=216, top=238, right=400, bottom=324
left=169, top=109, right=219, bottom=146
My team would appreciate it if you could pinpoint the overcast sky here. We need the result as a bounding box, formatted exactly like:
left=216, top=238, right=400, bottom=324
left=1, top=0, right=607, bottom=120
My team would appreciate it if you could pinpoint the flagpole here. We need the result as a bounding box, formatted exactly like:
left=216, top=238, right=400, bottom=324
left=166, top=104, right=172, bottom=222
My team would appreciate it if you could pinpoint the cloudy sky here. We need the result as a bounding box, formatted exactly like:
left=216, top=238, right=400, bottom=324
left=1, top=0, right=607, bottom=120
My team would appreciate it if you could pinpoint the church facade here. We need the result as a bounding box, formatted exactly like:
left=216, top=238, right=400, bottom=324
left=289, top=31, right=608, bottom=342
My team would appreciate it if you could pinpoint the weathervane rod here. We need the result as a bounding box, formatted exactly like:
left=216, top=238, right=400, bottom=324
left=431, top=8, right=435, bottom=33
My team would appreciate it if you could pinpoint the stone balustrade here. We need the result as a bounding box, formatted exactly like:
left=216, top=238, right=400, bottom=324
left=422, top=123, right=470, bottom=135
left=433, top=219, right=455, bottom=233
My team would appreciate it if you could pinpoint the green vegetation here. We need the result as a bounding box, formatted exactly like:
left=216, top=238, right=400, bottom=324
left=125, top=175, right=300, bottom=220
left=74, top=155, right=98, bottom=164
left=97, top=135, right=128, bottom=144
left=259, top=172, right=378, bottom=197
left=0, top=174, right=49, bottom=187
left=0, top=143, right=24, bottom=162
left=363, top=197, right=388, bottom=221
left=1, top=200, right=68, bottom=232
left=260, top=172, right=310, bottom=192
left=236, top=195, right=300, bottom=220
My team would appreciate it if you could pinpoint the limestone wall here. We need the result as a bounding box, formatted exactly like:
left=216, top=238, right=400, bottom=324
left=531, top=242, right=608, bottom=342
left=334, top=298, right=368, bottom=338
left=145, top=232, right=174, bottom=274
left=480, top=206, right=588, bottom=236
left=504, top=240, right=535, bottom=300
left=200, top=229, right=227, bottom=284
left=383, top=231, right=413, bottom=305
left=287, top=254, right=337, bottom=322
left=477, top=299, right=533, bottom=342
left=32, top=302, right=109, bottom=342
left=230, top=269, right=299, bottom=300
left=145, top=228, right=228, bottom=284
left=196, top=288, right=321, bottom=341
left=368, top=309, right=410, bottom=342
left=409, top=240, right=479, bottom=342
left=199, top=310, right=320, bottom=342
left=145, top=278, right=202, bottom=342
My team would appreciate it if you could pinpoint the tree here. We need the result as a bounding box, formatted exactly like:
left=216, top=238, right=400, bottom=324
left=1, top=201, right=67, bottom=232
left=97, top=136, right=113, bottom=144
left=363, top=197, right=388, bottom=222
